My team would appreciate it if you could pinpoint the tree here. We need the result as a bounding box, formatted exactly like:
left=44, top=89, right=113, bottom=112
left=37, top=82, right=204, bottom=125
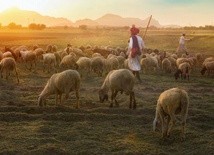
left=8, top=22, right=22, bottom=29
left=28, top=23, right=46, bottom=30
left=79, top=25, right=87, bottom=30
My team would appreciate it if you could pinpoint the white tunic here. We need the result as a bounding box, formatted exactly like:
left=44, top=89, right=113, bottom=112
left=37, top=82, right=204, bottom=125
left=126, top=35, right=145, bottom=71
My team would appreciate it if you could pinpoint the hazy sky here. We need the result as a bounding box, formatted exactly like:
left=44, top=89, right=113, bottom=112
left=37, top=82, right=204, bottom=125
left=0, top=0, right=213, bottom=26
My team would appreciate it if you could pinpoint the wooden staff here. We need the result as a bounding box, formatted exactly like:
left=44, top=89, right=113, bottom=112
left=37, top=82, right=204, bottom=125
left=143, top=15, right=152, bottom=40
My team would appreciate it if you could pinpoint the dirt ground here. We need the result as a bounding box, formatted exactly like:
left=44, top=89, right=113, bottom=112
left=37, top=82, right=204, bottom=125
left=0, top=61, right=213, bottom=154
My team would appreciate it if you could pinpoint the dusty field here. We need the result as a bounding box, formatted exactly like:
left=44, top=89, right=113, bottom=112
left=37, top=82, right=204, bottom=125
left=0, top=28, right=213, bottom=154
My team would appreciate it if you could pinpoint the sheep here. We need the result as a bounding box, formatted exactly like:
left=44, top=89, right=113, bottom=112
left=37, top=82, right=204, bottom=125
left=99, top=69, right=136, bottom=109
left=91, top=57, right=104, bottom=76
left=34, top=48, right=45, bottom=60
left=162, top=58, right=171, bottom=73
left=0, top=57, right=19, bottom=83
left=140, top=56, right=159, bottom=74
left=167, top=56, right=177, bottom=71
left=20, top=50, right=37, bottom=70
left=201, top=61, right=214, bottom=76
left=59, top=55, right=78, bottom=70
left=116, top=56, right=125, bottom=68
left=202, top=57, right=214, bottom=65
left=92, top=53, right=102, bottom=58
left=76, top=57, right=91, bottom=75
left=2, top=51, right=13, bottom=59
left=105, top=57, right=119, bottom=72
left=174, top=62, right=191, bottom=81
left=42, top=53, right=57, bottom=73
left=153, top=87, right=189, bottom=139
left=38, top=69, right=81, bottom=108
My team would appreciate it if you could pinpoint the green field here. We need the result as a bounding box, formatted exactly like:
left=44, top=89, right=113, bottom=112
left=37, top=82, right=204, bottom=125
left=0, top=28, right=213, bottom=154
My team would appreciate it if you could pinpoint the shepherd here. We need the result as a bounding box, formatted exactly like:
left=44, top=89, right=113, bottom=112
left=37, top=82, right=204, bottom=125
left=126, top=25, right=145, bottom=82
left=176, top=33, right=191, bottom=56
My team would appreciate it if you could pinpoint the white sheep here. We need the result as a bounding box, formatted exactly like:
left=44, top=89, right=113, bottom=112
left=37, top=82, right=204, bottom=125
left=91, top=57, right=104, bottom=76
left=76, top=57, right=91, bottom=75
left=0, top=57, right=19, bottom=83
left=42, top=53, right=57, bottom=73
left=201, top=61, right=214, bottom=76
left=38, top=69, right=81, bottom=108
left=59, top=55, right=78, bottom=70
left=99, top=69, right=136, bottom=109
left=20, top=50, right=37, bottom=70
left=162, top=58, right=171, bottom=73
left=153, top=87, right=189, bottom=139
left=92, top=53, right=102, bottom=58
left=174, top=62, right=191, bottom=81
left=105, top=57, right=119, bottom=72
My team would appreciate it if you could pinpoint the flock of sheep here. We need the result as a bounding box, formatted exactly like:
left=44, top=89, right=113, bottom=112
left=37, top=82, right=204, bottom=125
left=0, top=44, right=213, bottom=139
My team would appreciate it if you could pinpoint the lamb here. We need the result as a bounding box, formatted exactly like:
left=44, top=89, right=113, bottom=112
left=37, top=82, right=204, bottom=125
left=140, top=56, right=159, bottom=73
left=174, top=62, right=191, bottom=81
left=42, top=53, right=57, bottom=73
left=201, top=61, right=214, bottom=76
left=38, top=69, right=81, bottom=108
left=0, top=57, right=19, bottom=83
left=153, top=87, right=189, bottom=139
left=99, top=69, right=136, bottom=109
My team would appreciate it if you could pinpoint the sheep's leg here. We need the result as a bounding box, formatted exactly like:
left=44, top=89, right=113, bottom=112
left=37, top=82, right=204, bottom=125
left=110, top=90, right=115, bottom=108
left=158, top=108, right=166, bottom=138
left=132, top=91, right=136, bottom=109
left=61, top=93, right=69, bottom=105
left=14, top=67, right=19, bottom=83
left=180, top=104, right=188, bottom=140
left=129, top=93, right=133, bottom=109
left=114, top=90, right=119, bottom=107
left=167, top=113, right=176, bottom=137
left=55, top=94, right=59, bottom=106
left=75, top=89, right=80, bottom=109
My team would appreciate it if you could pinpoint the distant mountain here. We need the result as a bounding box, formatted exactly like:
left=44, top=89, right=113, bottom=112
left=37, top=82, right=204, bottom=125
left=75, top=19, right=99, bottom=27
left=0, top=7, right=177, bottom=28
left=94, top=13, right=161, bottom=28
left=0, top=7, right=74, bottom=27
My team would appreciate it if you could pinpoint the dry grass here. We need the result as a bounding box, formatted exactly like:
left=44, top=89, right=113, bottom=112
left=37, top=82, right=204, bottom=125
left=0, top=28, right=213, bottom=154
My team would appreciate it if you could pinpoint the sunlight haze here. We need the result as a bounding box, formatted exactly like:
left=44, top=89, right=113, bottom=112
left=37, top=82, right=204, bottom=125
left=0, top=0, right=213, bottom=26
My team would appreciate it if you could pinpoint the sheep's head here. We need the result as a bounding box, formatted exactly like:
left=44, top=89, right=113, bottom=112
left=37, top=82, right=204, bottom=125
left=201, top=66, right=207, bottom=75
left=38, top=95, right=44, bottom=107
left=153, top=118, right=161, bottom=132
left=174, top=69, right=182, bottom=80
left=99, top=89, right=108, bottom=103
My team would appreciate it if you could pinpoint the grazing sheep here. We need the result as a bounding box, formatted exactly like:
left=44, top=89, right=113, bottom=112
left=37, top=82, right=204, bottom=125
left=92, top=53, right=102, bottom=58
left=105, top=57, right=119, bottom=72
left=140, top=56, right=159, bottom=73
left=42, top=53, right=57, bottom=73
left=20, top=50, right=37, bottom=70
left=76, top=57, right=91, bottom=75
left=38, top=69, right=81, bottom=108
left=59, top=55, right=78, bottom=70
left=2, top=51, right=13, bottom=59
left=162, top=58, right=172, bottom=73
left=99, top=69, right=136, bottom=109
left=153, top=88, right=189, bottom=139
left=91, top=57, right=104, bottom=76
left=116, top=56, right=125, bottom=68
left=34, top=48, right=45, bottom=60
left=174, top=62, right=191, bottom=81
left=201, top=61, right=214, bottom=76
left=0, top=57, right=19, bottom=83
